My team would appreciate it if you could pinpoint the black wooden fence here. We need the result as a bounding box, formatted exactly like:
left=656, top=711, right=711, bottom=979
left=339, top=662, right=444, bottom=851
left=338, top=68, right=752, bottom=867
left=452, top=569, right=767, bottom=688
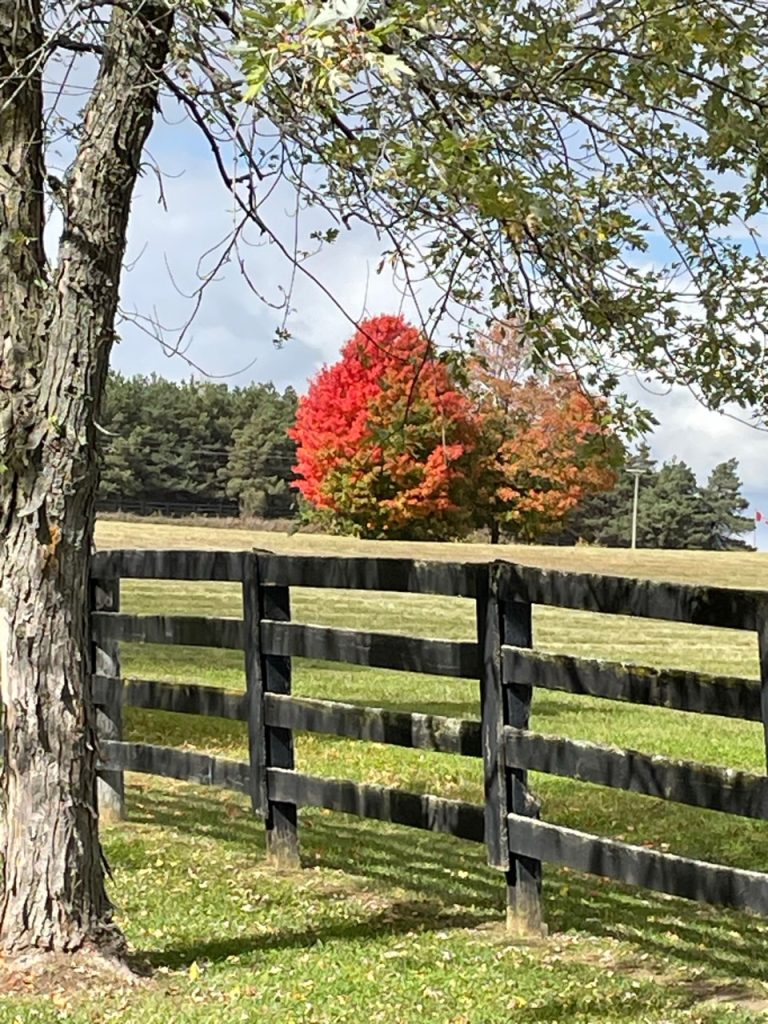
left=90, top=548, right=768, bottom=932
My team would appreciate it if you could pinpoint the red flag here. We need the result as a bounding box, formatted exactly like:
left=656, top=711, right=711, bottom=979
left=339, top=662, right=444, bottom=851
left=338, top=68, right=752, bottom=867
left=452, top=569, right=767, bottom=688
left=756, top=511, right=765, bottom=523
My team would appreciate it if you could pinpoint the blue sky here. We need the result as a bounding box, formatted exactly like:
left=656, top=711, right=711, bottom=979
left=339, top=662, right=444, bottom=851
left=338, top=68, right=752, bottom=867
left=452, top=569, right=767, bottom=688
left=108, top=114, right=768, bottom=548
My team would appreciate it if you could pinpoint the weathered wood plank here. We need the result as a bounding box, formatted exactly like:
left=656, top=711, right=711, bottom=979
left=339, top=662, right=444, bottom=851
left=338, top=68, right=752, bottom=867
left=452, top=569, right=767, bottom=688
left=267, top=768, right=485, bottom=843
left=478, top=577, right=508, bottom=870
left=93, top=676, right=247, bottom=720
left=92, top=613, right=244, bottom=649
left=243, top=552, right=266, bottom=815
left=257, top=554, right=485, bottom=597
left=91, top=577, right=124, bottom=821
left=91, top=549, right=245, bottom=581
left=503, top=727, right=768, bottom=819
left=262, top=584, right=299, bottom=866
left=90, top=551, right=761, bottom=630
left=503, top=647, right=761, bottom=721
left=506, top=813, right=768, bottom=916
left=499, top=589, right=543, bottom=934
left=756, top=597, right=768, bottom=766
left=262, top=621, right=479, bottom=678
left=92, top=674, right=121, bottom=707
left=496, top=562, right=761, bottom=630
left=91, top=549, right=482, bottom=595
left=100, top=741, right=250, bottom=793
left=265, top=694, right=481, bottom=756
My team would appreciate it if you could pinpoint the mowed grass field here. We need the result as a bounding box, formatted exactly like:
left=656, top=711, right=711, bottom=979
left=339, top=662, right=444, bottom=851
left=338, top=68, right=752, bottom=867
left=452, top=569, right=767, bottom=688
left=8, top=520, right=768, bottom=1023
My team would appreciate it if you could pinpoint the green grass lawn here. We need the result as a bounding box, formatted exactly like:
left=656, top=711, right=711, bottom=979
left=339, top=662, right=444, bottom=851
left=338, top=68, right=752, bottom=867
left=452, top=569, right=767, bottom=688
left=6, top=521, right=768, bottom=1023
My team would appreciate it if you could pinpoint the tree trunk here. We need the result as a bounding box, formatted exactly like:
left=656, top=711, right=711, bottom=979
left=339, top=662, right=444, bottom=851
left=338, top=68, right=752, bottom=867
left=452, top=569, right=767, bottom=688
left=0, top=1, right=173, bottom=955
left=489, top=520, right=500, bottom=545
left=0, top=466, right=115, bottom=952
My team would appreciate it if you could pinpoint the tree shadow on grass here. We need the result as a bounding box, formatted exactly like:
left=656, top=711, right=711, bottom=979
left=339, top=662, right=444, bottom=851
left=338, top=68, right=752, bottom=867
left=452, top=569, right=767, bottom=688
left=142, top=900, right=486, bottom=971
left=549, top=875, right=768, bottom=984
left=122, top=783, right=768, bottom=985
left=306, top=814, right=768, bottom=983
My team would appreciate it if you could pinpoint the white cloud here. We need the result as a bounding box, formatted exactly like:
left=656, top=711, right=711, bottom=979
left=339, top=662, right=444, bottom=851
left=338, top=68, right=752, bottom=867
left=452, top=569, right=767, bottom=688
left=116, top=154, right=444, bottom=388
left=623, top=378, right=766, bottom=484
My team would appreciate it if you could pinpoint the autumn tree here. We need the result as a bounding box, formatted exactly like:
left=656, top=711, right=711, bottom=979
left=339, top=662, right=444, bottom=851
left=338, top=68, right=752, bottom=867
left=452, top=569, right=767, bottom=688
left=467, top=323, right=620, bottom=542
left=4, top=0, right=768, bottom=967
left=292, top=316, right=481, bottom=539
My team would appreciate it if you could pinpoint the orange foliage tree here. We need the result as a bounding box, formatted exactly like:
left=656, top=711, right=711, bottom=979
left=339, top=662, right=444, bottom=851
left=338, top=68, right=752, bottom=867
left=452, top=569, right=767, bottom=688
left=291, top=315, right=482, bottom=539
left=470, top=322, right=622, bottom=543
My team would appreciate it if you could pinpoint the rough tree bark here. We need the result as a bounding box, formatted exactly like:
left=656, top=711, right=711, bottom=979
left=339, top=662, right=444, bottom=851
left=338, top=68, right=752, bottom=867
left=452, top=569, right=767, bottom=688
left=0, top=0, right=173, bottom=955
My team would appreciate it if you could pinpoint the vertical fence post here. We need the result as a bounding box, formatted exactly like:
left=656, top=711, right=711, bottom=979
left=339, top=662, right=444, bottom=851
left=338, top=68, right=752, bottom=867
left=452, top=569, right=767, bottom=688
left=478, top=566, right=507, bottom=870
left=91, top=575, right=124, bottom=822
left=242, top=553, right=267, bottom=818
left=478, top=562, right=543, bottom=936
left=502, top=588, right=544, bottom=936
left=254, top=555, right=300, bottom=868
left=757, top=597, right=768, bottom=768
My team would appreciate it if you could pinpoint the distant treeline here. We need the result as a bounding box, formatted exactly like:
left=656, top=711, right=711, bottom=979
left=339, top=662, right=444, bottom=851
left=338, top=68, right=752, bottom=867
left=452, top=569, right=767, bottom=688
left=98, top=373, right=297, bottom=518
left=549, top=445, right=754, bottom=550
left=98, top=375, right=754, bottom=550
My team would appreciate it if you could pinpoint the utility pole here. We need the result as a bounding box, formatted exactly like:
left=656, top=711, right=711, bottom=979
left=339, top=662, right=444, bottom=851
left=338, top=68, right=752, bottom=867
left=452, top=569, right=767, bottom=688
left=628, top=466, right=644, bottom=550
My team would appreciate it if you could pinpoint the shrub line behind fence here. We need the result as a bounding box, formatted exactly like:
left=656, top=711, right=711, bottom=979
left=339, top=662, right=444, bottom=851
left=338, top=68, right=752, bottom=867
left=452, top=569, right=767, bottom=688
left=90, top=548, right=768, bottom=932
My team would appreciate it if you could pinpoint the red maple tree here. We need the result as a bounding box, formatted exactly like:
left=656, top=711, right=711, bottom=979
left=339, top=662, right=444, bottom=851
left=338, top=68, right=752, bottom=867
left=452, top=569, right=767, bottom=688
left=291, top=315, right=482, bottom=539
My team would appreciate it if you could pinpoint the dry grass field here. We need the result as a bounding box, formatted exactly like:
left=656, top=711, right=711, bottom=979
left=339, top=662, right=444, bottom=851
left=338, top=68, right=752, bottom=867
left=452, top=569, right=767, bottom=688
left=96, top=517, right=768, bottom=589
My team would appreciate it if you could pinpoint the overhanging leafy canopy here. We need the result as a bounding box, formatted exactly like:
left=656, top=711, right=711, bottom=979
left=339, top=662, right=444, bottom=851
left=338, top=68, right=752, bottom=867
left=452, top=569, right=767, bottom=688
left=242, top=0, right=768, bottom=422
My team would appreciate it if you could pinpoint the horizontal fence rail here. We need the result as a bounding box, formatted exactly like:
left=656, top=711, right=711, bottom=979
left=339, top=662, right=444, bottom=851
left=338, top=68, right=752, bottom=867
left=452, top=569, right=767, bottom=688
left=257, top=554, right=484, bottom=597
left=92, top=549, right=246, bottom=582
left=97, top=743, right=485, bottom=842
left=496, top=563, right=766, bottom=630
left=503, top=648, right=762, bottom=721
left=91, top=549, right=485, bottom=596
left=262, top=621, right=480, bottom=678
left=507, top=814, right=768, bottom=917
left=88, top=547, right=768, bottom=932
left=90, top=548, right=768, bottom=627
left=503, top=727, right=768, bottom=820
left=94, top=677, right=482, bottom=758
left=101, top=740, right=251, bottom=793
left=94, top=676, right=248, bottom=721
left=267, top=768, right=485, bottom=844
left=93, top=612, right=244, bottom=649
left=265, top=695, right=482, bottom=757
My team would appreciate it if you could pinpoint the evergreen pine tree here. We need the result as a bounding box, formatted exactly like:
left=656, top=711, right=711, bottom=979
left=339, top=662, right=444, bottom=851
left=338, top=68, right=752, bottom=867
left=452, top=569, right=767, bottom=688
left=563, top=452, right=754, bottom=550
left=98, top=373, right=298, bottom=513
left=641, top=459, right=709, bottom=548
left=562, top=444, right=655, bottom=546
left=224, top=389, right=298, bottom=517
left=700, top=459, right=754, bottom=549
